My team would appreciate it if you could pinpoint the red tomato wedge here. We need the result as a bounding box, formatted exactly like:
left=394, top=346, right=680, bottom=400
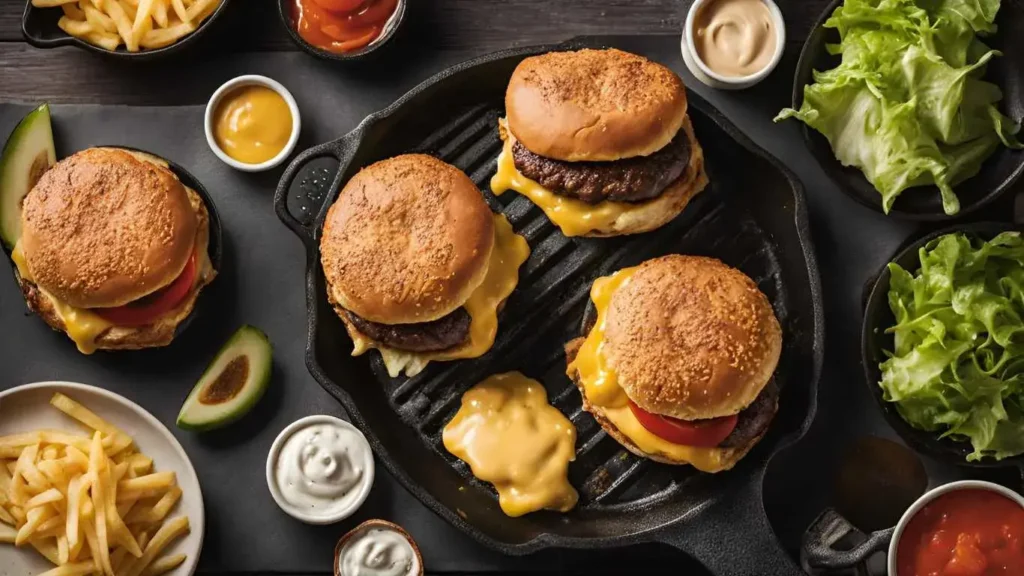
left=628, top=401, right=738, bottom=447
left=96, top=254, right=197, bottom=327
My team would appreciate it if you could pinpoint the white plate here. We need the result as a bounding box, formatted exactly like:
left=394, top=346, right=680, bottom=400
left=0, top=382, right=204, bottom=576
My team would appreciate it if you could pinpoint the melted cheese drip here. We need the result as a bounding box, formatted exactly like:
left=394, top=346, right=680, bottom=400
left=12, top=240, right=209, bottom=355
left=568, top=268, right=735, bottom=472
left=442, top=372, right=578, bottom=517
left=348, top=213, right=530, bottom=378
left=490, top=133, right=648, bottom=238
left=11, top=242, right=111, bottom=354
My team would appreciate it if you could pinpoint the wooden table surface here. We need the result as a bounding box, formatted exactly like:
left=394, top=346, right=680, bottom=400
left=0, top=0, right=830, bottom=104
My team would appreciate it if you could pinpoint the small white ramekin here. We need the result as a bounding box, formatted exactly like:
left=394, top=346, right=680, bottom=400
left=886, top=480, right=1024, bottom=575
left=681, top=0, right=786, bottom=90
left=204, top=75, right=301, bottom=172
left=266, top=415, right=375, bottom=525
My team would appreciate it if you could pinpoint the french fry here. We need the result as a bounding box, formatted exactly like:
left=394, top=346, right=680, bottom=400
left=66, top=475, right=85, bottom=550
left=57, top=532, right=70, bottom=564
left=62, top=2, right=86, bottom=19
left=0, top=504, right=16, bottom=526
left=170, top=0, right=188, bottom=24
left=184, top=0, right=217, bottom=21
left=119, top=472, right=175, bottom=494
left=42, top=445, right=60, bottom=461
left=51, top=394, right=133, bottom=451
left=152, top=0, right=168, bottom=27
left=126, top=486, right=179, bottom=525
left=30, top=0, right=81, bottom=6
left=140, top=20, right=194, bottom=49
left=82, top=2, right=116, bottom=32
left=25, top=487, right=64, bottom=509
left=38, top=561, right=96, bottom=576
left=142, top=552, right=185, bottom=576
left=17, top=505, right=55, bottom=545
left=125, top=516, right=189, bottom=576
left=30, top=536, right=61, bottom=565
left=89, top=433, right=115, bottom=576
left=128, top=454, right=152, bottom=477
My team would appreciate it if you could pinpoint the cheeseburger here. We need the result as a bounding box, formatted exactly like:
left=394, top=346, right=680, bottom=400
left=566, top=255, right=781, bottom=472
left=491, top=49, right=708, bottom=237
left=320, top=154, right=530, bottom=378
left=12, top=147, right=216, bottom=354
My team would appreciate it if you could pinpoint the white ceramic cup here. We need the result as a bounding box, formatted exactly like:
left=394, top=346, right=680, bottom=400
left=265, top=415, right=375, bottom=525
left=887, top=480, right=1024, bottom=575
left=681, top=0, right=787, bottom=90
left=204, top=75, right=301, bottom=172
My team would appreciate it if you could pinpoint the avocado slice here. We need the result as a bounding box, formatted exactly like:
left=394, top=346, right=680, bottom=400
left=177, top=325, right=272, bottom=431
left=0, top=104, right=56, bottom=249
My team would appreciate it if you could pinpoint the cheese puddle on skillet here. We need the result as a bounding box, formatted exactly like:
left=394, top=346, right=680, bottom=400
left=442, top=372, right=578, bottom=517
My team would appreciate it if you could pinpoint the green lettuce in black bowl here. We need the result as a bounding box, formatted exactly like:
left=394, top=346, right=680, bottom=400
left=863, top=222, right=1024, bottom=464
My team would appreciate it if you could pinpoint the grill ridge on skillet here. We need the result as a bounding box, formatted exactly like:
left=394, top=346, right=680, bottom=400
left=281, top=43, right=821, bottom=557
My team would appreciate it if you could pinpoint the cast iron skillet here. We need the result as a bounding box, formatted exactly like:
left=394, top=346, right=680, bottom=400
left=273, top=42, right=824, bottom=575
left=803, top=222, right=1022, bottom=571
left=21, top=0, right=231, bottom=60
left=791, top=0, right=1024, bottom=221
left=3, top=145, right=223, bottom=344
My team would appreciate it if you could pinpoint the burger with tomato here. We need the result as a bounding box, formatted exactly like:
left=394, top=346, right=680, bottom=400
left=565, top=255, right=781, bottom=472
left=11, top=147, right=216, bottom=354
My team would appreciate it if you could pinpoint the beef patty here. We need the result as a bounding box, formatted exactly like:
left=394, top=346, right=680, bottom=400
left=511, top=129, right=692, bottom=204
left=342, top=307, right=472, bottom=353
left=718, top=380, right=779, bottom=449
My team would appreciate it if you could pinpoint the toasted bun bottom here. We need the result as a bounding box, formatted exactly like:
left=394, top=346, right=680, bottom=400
left=18, top=187, right=215, bottom=351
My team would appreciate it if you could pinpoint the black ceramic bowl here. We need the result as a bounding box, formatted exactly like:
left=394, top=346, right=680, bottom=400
left=792, top=0, right=1024, bottom=221
left=862, top=222, right=1023, bottom=466
left=276, top=0, right=405, bottom=61
left=21, top=0, right=230, bottom=60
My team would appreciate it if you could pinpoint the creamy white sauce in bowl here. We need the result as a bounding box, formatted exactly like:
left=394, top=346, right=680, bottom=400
left=335, top=520, right=422, bottom=576
left=266, top=415, right=375, bottom=524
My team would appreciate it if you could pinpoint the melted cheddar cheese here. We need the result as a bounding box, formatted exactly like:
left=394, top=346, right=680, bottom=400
left=443, top=372, right=578, bottom=517
left=12, top=240, right=210, bottom=355
left=568, top=267, right=735, bottom=472
left=490, top=126, right=649, bottom=238
left=11, top=242, right=112, bottom=354
left=347, top=213, right=531, bottom=378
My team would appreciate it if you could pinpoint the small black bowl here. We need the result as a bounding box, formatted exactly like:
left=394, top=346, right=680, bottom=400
left=21, top=0, right=230, bottom=61
left=791, top=0, right=1024, bottom=221
left=862, top=222, right=1023, bottom=466
left=276, top=0, right=406, bottom=61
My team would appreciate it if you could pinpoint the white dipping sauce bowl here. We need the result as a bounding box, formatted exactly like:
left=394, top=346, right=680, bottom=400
left=886, top=480, right=1024, bottom=576
left=681, top=0, right=786, bottom=90
left=204, top=74, right=301, bottom=172
left=266, top=415, right=375, bottom=525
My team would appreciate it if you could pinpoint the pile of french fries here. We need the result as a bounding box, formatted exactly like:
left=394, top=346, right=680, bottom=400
left=0, top=393, right=191, bottom=576
left=31, top=0, right=222, bottom=52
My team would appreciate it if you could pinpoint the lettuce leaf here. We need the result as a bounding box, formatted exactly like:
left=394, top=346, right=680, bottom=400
left=776, top=0, right=1020, bottom=215
left=881, top=232, right=1024, bottom=460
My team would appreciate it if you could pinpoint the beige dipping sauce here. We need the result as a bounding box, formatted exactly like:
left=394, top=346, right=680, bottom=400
left=694, top=0, right=777, bottom=77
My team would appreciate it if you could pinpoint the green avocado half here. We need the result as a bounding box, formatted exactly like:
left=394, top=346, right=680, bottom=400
left=177, top=325, right=272, bottom=432
left=0, top=103, right=56, bottom=249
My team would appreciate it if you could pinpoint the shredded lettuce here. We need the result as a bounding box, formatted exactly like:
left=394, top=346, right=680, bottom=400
left=881, top=231, right=1024, bottom=460
left=776, top=0, right=1020, bottom=215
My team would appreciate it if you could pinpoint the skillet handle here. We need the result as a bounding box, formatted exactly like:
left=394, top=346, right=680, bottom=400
left=801, top=508, right=894, bottom=572
left=653, top=476, right=803, bottom=576
left=21, top=2, right=76, bottom=49
left=273, top=140, right=350, bottom=249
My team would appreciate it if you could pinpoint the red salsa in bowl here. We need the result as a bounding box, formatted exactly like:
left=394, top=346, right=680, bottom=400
left=290, top=0, right=400, bottom=54
left=896, top=489, right=1024, bottom=576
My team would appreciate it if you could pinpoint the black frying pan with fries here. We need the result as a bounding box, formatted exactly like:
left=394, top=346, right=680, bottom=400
left=22, top=0, right=229, bottom=60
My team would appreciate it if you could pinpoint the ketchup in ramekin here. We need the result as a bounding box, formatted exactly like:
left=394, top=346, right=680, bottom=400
left=896, top=488, right=1024, bottom=575
left=291, top=0, right=399, bottom=54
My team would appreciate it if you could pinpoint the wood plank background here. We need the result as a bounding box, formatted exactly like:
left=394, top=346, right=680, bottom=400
left=0, top=0, right=831, bottom=104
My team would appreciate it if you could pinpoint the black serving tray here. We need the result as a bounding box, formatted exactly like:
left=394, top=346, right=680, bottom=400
left=275, top=41, right=824, bottom=576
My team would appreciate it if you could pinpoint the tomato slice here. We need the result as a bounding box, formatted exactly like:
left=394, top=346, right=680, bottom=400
left=96, top=254, right=197, bottom=327
left=628, top=401, right=738, bottom=447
